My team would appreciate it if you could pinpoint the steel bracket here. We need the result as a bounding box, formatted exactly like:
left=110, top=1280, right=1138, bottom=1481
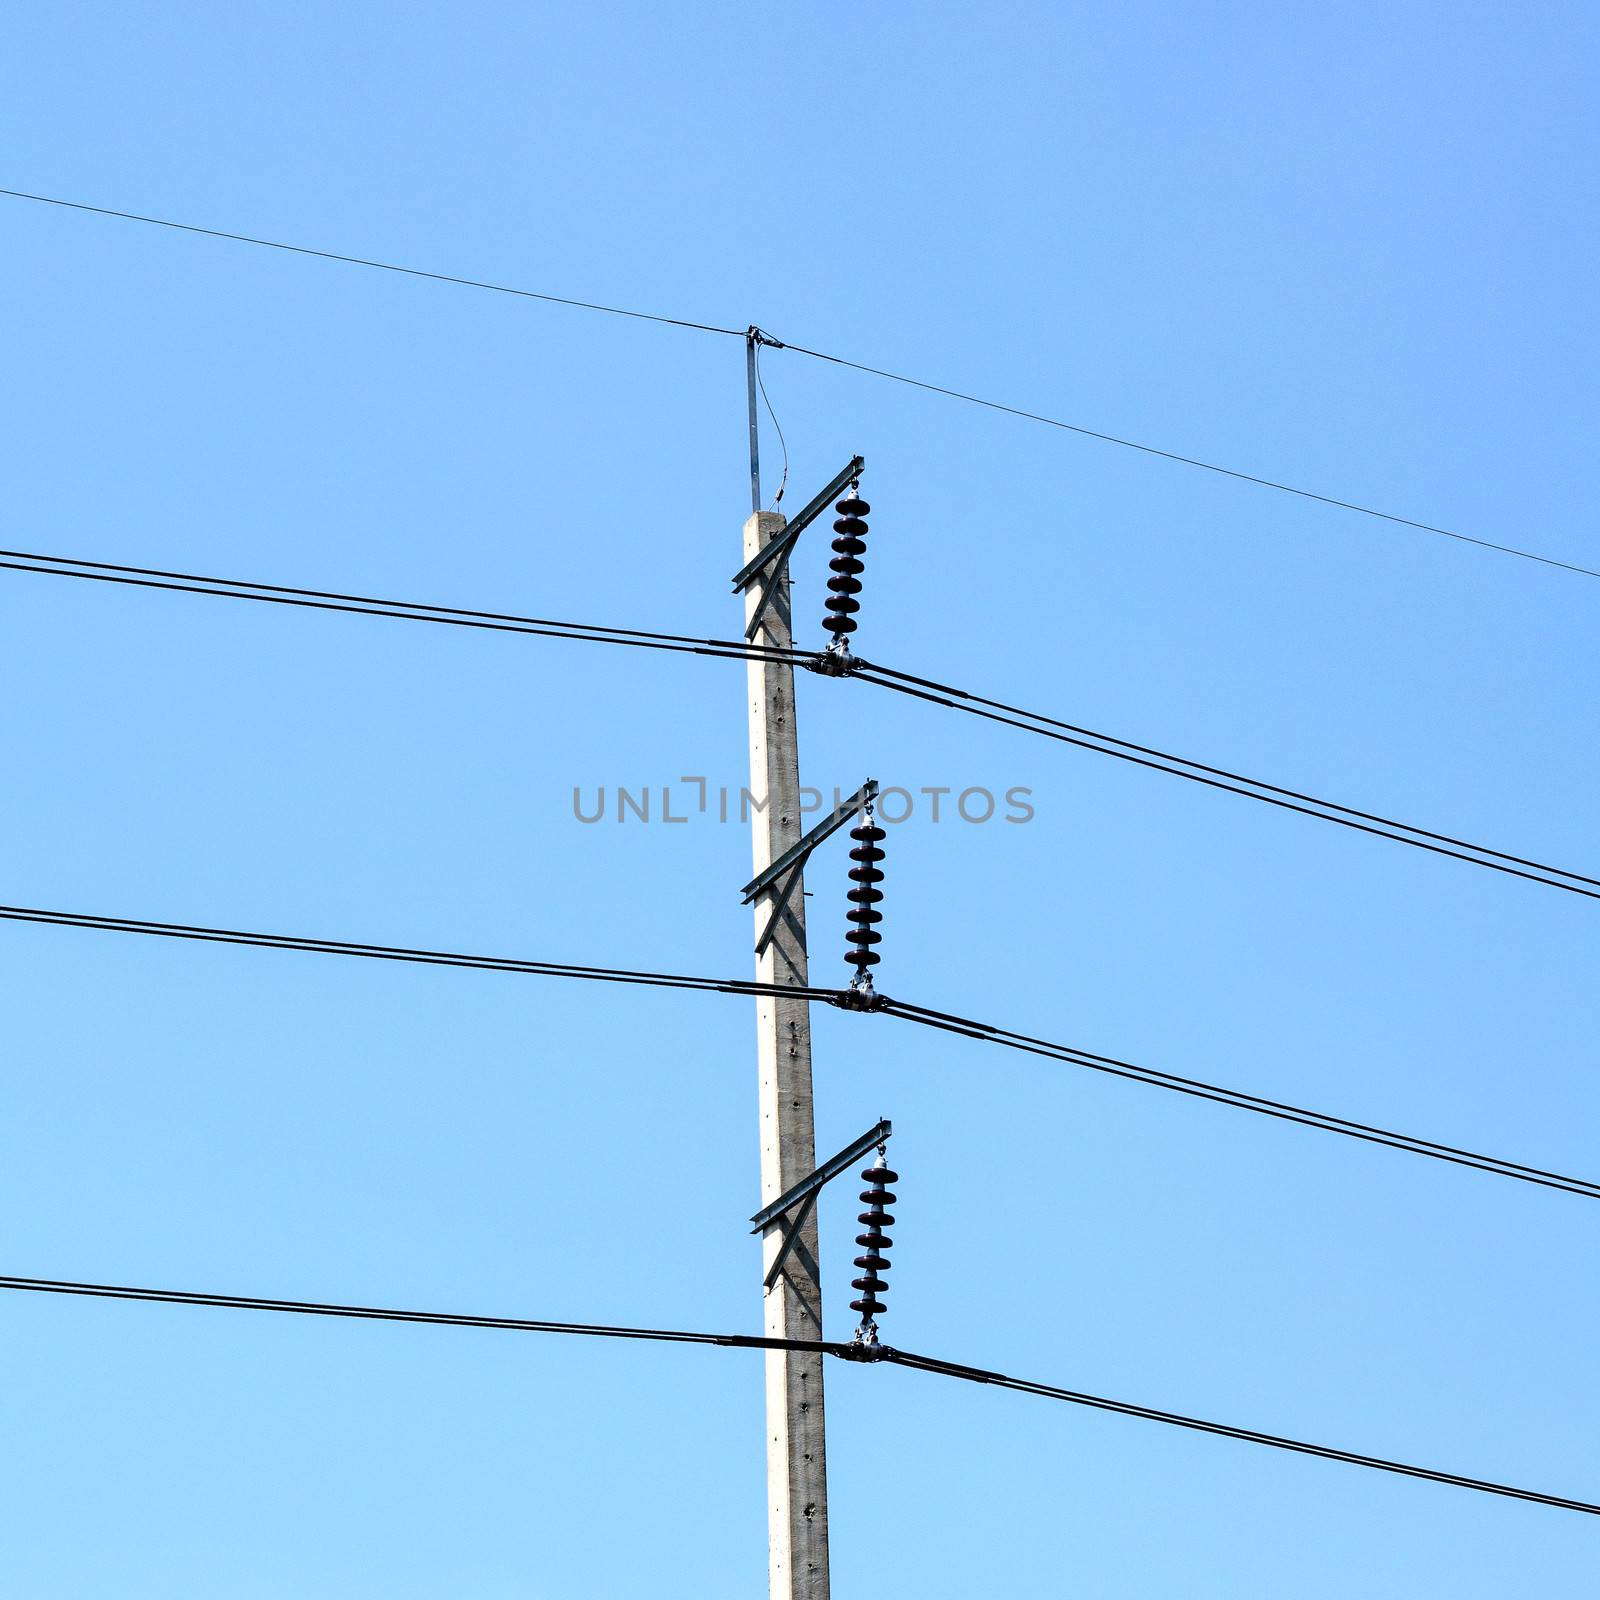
left=732, top=454, right=865, bottom=643
left=741, top=779, right=877, bottom=956
left=751, top=1118, right=893, bottom=1292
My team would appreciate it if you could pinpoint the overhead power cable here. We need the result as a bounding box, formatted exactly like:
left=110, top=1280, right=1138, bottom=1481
left=0, top=549, right=807, bottom=668
left=0, top=1273, right=845, bottom=1354
left=3, top=1274, right=1593, bottom=1516
left=849, top=660, right=1600, bottom=903
left=0, top=904, right=843, bottom=1005
left=8, top=902, right=1595, bottom=1202
left=872, top=996, right=1600, bottom=1200
left=5, top=185, right=1591, bottom=582
left=4, top=545, right=1590, bottom=903
left=875, top=1347, right=1599, bottom=1516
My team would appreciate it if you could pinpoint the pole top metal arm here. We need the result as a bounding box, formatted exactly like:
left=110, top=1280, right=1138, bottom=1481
left=751, top=1119, right=893, bottom=1235
left=731, top=454, right=866, bottom=596
left=741, top=779, right=878, bottom=906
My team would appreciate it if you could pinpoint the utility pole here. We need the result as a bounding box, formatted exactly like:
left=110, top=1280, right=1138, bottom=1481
left=743, top=331, right=831, bottom=1599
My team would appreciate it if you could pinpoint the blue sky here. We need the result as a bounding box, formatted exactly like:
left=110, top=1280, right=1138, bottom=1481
left=2, top=2, right=1596, bottom=1594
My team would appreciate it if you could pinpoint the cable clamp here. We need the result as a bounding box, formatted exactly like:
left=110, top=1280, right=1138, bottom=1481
left=840, top=1331, right=893, bottom=1363
left=836, top=979, right=887, bottom=1013
left=808, top=639, right=860, bottom=677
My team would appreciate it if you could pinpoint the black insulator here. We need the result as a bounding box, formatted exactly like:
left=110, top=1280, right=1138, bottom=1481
left=845, top=818, right=886, bottom=981
left=825, top=491, right=870, bottom=642
left=854, top=1152, right=896, bottom=1324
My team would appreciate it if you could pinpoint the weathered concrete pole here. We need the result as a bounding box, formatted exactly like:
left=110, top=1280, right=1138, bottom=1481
left=743, top=504, right=831, bottom=1600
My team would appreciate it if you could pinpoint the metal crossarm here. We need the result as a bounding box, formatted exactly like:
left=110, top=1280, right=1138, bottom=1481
left=732, top=455, right=865, bottom=642
left=741, top=779, right=878, bottom=956
left=752, top=1119, right=893, bottom=1291
left=750, top=1119, right=893, bottom=1233
left=741, top=780, right=878, bottom=904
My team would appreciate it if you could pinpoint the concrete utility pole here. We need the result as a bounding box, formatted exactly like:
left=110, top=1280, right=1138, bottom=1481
left=743, top=500, right=832, bottom=1600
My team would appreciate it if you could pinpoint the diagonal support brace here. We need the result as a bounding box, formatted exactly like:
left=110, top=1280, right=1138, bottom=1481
left=762, top=1190, right=820, bottom=1293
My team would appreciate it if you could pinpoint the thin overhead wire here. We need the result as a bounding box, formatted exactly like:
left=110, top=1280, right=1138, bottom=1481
left=773, top=338, right=1600, bottom=581
left=848, top=660, right=1600, bottom=903
left=876, top=1348, right=1600, bottom=1516
left=0, top=188, right=744, bottom=338
left=0, top=904, right=845, bottom=1005
left=4, top=1275, right=1593, bottom=1516
left=0, top=549, right=808, bottom=668
left=874, top=996, right=1600, bottom=1199
left=5, top=185, right=1591, bottom=581
left=7, top=901, right=1593, bottom=1201
left=754, top=339, right=789, bottom=509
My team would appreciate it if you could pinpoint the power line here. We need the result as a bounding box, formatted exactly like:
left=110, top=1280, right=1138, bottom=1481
left=0, top=1273, right=847, bottom=1352
left=775, top=338, right=1600, bottom=582
left=3, top=1274, right=1593, bottom=1516
left=873, top=997, right=1600, bottom=1200
left=0, top=188, right=744, bottom=339
left=6, top=545, right=1591, bottom=904
left=0, top=549, right=807, bottom=668
left=877, top=1348, right=1599, bottom=1517
left=5, top=185, right=1591, bottom=583
left=11, top=183, right=1594, bottom=1564
left=0, top=904, right=843, bottom=1005
left=849, top=661, right=1600, bottom=903
left=8, top=902, right=1594, bottom=1201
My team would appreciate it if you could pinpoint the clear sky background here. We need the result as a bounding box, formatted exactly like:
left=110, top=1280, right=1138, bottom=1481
left=3, top=3, right=1596, bottom=1595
